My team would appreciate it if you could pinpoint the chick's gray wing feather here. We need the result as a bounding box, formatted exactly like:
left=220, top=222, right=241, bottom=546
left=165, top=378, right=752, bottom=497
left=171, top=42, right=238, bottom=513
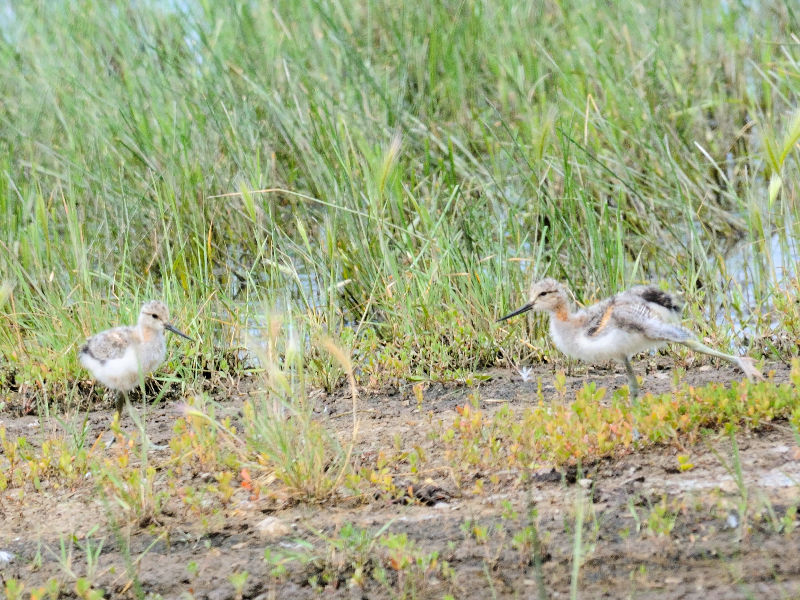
left=81, top=327, right=134, bottom=362
left=611, top=301, right=693, bottom=342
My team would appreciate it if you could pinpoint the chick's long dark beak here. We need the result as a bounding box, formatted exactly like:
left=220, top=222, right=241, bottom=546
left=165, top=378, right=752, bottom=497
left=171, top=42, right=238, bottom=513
left=165, top=323, right=194, bottom=342
left=496, top=302, right=534, bottom=323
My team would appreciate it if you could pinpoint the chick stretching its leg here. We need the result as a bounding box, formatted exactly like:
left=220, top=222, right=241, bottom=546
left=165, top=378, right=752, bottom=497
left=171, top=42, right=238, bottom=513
left=498, top=279, right=763, bottom=400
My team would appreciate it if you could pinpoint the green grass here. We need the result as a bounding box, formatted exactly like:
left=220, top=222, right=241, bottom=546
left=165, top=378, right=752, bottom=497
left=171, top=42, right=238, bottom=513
left=0, top=0, right=799, bottom=404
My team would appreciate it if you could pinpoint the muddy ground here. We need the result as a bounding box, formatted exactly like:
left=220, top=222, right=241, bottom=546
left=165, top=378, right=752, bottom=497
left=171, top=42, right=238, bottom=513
left=2, top=360, right=799, bottom=599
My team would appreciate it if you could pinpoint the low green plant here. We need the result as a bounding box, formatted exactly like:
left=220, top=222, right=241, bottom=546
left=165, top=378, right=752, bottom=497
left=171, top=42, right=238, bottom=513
left=264, top=522, right=445, bottom=597
left=168, top=394, right=247, bottom=520
left=0, top=425, right=94, bottom=493
left=228, top=571, right=248, bottom=600
left=263, top=540, right=320, bottom=580
left=37, top=531, right=106, bottom=600
left=3, top=579, right=24, bottom=600
left=503, top=499, right=548, bottom=600
left=75, top=526, right=105, bottom=583
left=441, top=361, right=800, bottom=483
left=676, top=454, right=694, bottom=472
left=27, top=578, right=61, bottom=600
left=461, top=519, right=490, bottom=545
left=91, top=417, right=167, bottom=526
left=644, top=497, right=679, bottom=538
left=757, top=493, right=798, bottom=536
left=570, top=488, right=586, bottom=600
left=708, top=429, right=750, bottom=539
left=74, top=578, right=104, bottom=600
left=377, top=532, right=441, bottom=599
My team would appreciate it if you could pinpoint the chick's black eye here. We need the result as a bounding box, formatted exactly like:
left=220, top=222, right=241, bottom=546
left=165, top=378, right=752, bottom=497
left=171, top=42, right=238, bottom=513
left=537, top=290, right=552, bottom=298
left=151, top=313, right=159, bottom=320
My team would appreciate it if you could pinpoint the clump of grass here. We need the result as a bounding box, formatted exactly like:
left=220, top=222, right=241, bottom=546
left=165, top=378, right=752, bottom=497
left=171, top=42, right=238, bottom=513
left=243, top=318, right=359, bottom=501
left=171, top=316, right=360, bottom=503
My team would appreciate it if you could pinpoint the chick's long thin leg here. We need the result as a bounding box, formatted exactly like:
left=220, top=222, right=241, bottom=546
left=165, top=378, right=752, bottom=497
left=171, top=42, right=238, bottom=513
left=681, top=339, right=763, bottom=381
left=623, top=356, right=640, bottom=402
left=115, top=391, right=128, bottom=417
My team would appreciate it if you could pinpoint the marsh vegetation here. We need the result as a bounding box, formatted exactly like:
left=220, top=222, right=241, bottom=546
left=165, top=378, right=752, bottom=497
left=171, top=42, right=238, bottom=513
left=1, top=1, right=799, bottom=598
